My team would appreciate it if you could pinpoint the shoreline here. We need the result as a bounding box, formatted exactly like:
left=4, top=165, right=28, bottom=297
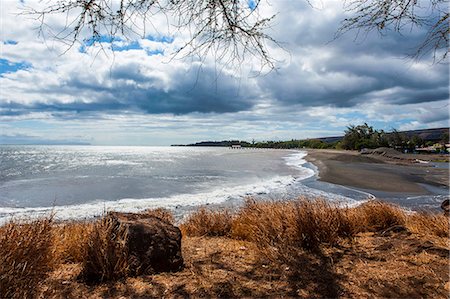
left=1, top=148, right=448, bottom=223
left=303, top=149, right=449, bottom=209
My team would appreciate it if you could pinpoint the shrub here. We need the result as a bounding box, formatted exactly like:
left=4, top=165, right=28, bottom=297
left=79, top=215, right=129, bottom=283
left=0, top=218, right=54, bottom=299
left=352, top=200, right=406, bottom=232
left=52, top=221, right=93, bottom=264
left=406, top=211, right=449, bottom=238
left=231, top=198, right=355, bottom=258
left=180, top=208, right=233, bottom=237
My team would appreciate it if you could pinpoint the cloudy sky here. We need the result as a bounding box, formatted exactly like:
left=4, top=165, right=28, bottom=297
left=0, top=0, right=448, bottom=145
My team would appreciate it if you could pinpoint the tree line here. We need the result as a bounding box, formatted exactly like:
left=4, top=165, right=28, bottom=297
left=182, top=124, right=449, bottom=152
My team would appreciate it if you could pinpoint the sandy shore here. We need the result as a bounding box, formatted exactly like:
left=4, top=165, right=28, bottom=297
left=304, top=149, right=449, bottom=197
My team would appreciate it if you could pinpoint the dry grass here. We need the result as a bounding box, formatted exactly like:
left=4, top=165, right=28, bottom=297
left=142, top=208, right=175, bottom=224
left=229, top=198, right=355, bottom=264
left=0, top=198, right=448, bottom=298
left=180, top=208, right=233, bottom=237
left=79, top=215, right=130, bottom=283
left=407, top=211, right=449, bottom=238
left=351, top=200, right=406, bottom=232
left=53, top=221, right=94, bottom=264
left=0, top=218, right=54, bottom=299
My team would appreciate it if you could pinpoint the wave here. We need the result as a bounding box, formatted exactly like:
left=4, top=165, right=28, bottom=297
left=0, top=174, right=298, bottom=222
left=0, top=150, right=358, bottom=223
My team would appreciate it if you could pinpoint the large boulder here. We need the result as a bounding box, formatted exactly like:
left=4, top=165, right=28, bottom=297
left=80, top=212, right=183, bottom=283
left=114, top=212, right=184, bottom=275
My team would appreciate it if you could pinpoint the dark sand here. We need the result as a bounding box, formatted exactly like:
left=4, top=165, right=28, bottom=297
left=304, top=149, right=449, bottom=196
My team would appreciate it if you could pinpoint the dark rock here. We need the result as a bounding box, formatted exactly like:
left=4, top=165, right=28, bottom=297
left=81, top=212, right=184, bottom=283
left=113, top=212, right=184, bottom=275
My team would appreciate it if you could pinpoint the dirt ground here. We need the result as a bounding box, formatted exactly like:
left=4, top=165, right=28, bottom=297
left=39, top=231, right=449, bottom=298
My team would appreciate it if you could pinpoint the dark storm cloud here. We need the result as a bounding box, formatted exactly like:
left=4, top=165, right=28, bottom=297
left=251, top=1, right=449, bottom=109
left=1, top=64, right=256, bottom=117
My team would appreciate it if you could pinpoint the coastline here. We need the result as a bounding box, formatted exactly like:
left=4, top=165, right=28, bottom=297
left=303, top=149, right=449, bottom=209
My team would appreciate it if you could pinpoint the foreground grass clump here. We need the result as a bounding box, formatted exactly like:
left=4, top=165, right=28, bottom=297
left=180, top=208, right=233, bottom=237
left=0, top=218, right=54, bottom=299
left=232, top=199, right=354, bottom=251
left=407, top=211, right=449, bottom=238
left=182, top=199, right=449, bottom=258
left=79, top=215, right=130, bottom=283
left=351, top=200, right=406, bottom=232
left=53, top=221, right=94, bottom=264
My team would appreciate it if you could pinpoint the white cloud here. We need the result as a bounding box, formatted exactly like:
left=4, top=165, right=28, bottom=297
left=0, top=0, right=448, bottom=145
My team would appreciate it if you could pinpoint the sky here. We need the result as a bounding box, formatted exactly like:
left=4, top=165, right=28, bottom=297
left=0, top=0, right=448, bottom=145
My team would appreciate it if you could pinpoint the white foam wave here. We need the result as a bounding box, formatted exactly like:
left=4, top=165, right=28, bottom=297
left=0, top=175, right=297, bottom=223
left=283, top=151, right=315, bottom=180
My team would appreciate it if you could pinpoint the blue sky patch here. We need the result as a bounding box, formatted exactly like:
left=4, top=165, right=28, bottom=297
left=4, top=40, right=18, bottom=45
left=248, top=0, right=257, bottom=10
left=0, top=58, right=31, bottom=76
left=145, top=35, right=174, bottom=44
left=147, top=49, right=164, bottom=56
left=78, top=35, right=172, bottom=53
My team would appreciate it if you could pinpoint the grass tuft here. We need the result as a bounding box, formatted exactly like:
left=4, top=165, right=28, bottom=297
left=231, top=198, right=354, bottom=259
left=53, top=221, right=94, bottom=264
left=181, top=208, right=233, bottom=237
left=0, top=218, right=54, bottom=299
left=142, top=207, right=175, bottom=224
left=79, top=215, right=129, bottom=283
left=352, top=200, right=406, bottom=232
left=406, top=211, right=449, bottom=238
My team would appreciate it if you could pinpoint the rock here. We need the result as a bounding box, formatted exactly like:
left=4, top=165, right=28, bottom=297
left=113, top=212, right=184, bottom=276
left=81, top=212, right=183, bottom=283
left=441, top=199, right=449, bottom=214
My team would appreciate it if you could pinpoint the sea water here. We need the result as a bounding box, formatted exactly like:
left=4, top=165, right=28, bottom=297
left=0, top=145, right=373, bottom=222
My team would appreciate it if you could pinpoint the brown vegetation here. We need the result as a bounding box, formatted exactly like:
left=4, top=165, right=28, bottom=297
left=0, top=200, right=448, bottom=298
left=79, top=215, right=130, bottom=283
left=0, top=218, right=54, bottom=299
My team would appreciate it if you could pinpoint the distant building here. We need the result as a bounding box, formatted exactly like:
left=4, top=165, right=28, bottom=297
left=231, top=144, right=242, bottom=149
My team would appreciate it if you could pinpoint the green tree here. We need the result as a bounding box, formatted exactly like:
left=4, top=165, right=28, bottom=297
left=341, top=123, right=378, bottom=150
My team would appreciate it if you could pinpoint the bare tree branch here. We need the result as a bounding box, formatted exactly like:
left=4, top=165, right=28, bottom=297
left=24, top=0, right=280, bottom=71
left=24, top=0, right=448, bottom=69
left=338, top=0, right=449, bottom=63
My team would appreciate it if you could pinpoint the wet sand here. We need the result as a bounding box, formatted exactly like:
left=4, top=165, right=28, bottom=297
left=304, top=149, right=449, bottom=197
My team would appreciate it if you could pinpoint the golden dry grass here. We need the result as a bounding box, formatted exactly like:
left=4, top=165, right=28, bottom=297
left=79, top=215, right=130, bottom=283
left=0, top=218, right=54, bottom=299
left=180, top=208, right=233, bottom=237
left=0, top=199, right=448, bottom=298
left=406, top=211, right=449, bottom=238
left=231, top=198, right=354, bottom=249
left=52, top=221, right=94, bottom=264
left=351, top=200, right=406, bottom=232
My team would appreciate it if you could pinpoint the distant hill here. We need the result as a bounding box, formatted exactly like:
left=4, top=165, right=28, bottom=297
left=315, top=127, right=449, bottom=144
left=173, top=127, right=449, bottom=147
left=172, top=140, right=251, bottom=147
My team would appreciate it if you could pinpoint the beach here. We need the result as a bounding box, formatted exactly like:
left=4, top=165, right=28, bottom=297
left=304, top=149, right=449, bottom=202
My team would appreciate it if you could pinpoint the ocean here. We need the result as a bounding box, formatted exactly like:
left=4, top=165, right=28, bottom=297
left=0, top=145, right=372, bottom=222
